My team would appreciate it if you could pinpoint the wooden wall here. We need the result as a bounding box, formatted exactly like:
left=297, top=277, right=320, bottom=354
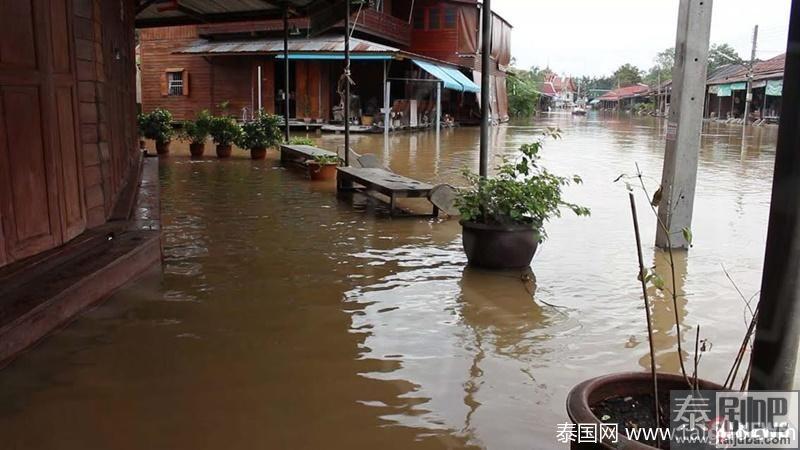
left=0, top=0, right=138, bottom=268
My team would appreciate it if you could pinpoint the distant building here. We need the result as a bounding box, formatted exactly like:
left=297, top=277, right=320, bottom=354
left=138, top=0, right=513, bottom=126
left=538, top=71, right=576, bottom=108
left=595, top=84, right=650, bottom=110
left=705, top=54, right=784, bottom=120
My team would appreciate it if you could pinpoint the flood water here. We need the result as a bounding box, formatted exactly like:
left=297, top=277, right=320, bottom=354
left=0, top=113, right=780, bottom=449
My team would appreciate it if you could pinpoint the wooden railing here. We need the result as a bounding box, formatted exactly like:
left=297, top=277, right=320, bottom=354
left=351, top=9, right=410, bottom=47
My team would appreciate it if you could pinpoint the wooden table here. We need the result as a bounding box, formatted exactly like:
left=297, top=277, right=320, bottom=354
left=336, top=167, right=437, bottom=216
left=279, top=144, right=337, bottom=166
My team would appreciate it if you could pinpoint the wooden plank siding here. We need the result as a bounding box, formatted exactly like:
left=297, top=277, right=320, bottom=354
left=0, top=0, right=140, bottom=268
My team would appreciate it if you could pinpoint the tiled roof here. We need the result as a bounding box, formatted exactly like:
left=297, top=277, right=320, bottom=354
left=598, top=84, right=650, bottom=101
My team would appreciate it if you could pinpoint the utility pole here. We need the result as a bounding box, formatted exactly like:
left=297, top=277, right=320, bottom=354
left=655, top=0, right=713, bottom=249
left=749, top=0, right=799, bottom=390
left=479, top=0, right=491, bottom=177
left=742, top=25, right=759, bottom=124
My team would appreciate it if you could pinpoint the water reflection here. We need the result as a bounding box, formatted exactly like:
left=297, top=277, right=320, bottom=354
left=0, top=113, right=779, bottom=449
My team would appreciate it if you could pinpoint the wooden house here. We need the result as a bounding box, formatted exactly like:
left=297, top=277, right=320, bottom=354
left=138, top=0, right=512, bottom=126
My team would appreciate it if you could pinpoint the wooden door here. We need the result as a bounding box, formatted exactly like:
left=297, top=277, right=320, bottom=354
left=0, top=0, right=86, bottom=265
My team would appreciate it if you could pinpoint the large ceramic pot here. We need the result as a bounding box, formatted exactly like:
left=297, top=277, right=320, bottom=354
left=189, top=142, right=205, bottom=158
left=216, top=144, right=232, bottom=158
left=250, top=146, right=267, bottom=160
left=566, top=372, right=725, bottom=449
left=460, top=221, right=539, bottom=269
left=306, top=162, right=338, bottom=181
left=155, top=140, right=170, bottom=155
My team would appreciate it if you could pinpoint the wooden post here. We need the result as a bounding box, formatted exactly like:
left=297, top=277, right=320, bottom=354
left=743, top=25, right=759, bottom=124
left=479, top=0, right=491, bottom=177
left=655, top=0, right=713, bottom=249
left=283, top=6, right=290, bottom=141
left=344, top=0, right=351, bottom=167
left=749, top=0, right=800, bottom=391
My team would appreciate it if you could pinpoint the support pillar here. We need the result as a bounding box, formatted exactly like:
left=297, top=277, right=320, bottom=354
left=283, top=6, right=290, bottom=141
left=749, top=0, right=800, bottom=390
left=479, top=0, right=491, bottom=177
left=344, top=0, right=351, bottom=167
left=655, top=0, right=713, bottom=249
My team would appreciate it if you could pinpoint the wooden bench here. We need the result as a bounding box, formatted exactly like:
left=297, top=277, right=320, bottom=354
left=336, top=167, right=438, bottom=216
left=279, top=144, right=338, bottom=166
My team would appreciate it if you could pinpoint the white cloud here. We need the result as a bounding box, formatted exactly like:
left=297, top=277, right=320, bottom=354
left=492, top=0, right=791, bottom=77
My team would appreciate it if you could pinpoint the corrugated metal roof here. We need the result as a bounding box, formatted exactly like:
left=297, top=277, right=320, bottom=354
left=136, top=0, right=317, bottom=26
left=175, top=35, right=401, bottom=55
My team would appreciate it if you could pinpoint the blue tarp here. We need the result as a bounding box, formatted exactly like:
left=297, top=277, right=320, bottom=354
left=766, top=79, right=783, bottom=97
left=440, top=66, right=480, bottom=93
left=274, top=53, right=393, bottom=60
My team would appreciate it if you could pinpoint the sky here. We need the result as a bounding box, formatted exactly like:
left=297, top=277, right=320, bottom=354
left=491, top=0, right=792, bottom=78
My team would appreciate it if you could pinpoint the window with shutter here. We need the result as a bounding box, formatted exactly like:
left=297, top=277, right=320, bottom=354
left=164, top=68, right=186, bottom=96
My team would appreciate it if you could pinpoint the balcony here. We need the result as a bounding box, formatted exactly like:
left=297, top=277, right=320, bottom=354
left=350, top=8, right=411, bottom=47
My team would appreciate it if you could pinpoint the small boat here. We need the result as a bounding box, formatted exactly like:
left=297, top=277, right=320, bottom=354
left=572, top=106, right=587, bottom=116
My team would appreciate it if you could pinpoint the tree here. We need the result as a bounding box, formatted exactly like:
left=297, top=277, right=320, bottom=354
left=644, top=47, right=675, bottom=85
left=613, top=63, right=643, bottom=87
left=707, top=43, right=744, bottom=73
left=578, top=75, right=615, bottom=98
left=506, top=68, right=541, bottom=117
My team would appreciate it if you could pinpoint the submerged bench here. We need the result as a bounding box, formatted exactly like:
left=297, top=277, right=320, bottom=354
left=336, top=167, right=438, bottom=216
left=279, top=144, right=337, bottom=166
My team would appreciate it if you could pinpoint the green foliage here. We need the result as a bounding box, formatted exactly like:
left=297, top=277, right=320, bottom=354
left=178, top=110, right=212, bottom=144
left=236, top=111, right=283, bottom=150
left=136, top=112, right=148, bottom=138
left=579, top=75, right=616, bottom=98
left=644, top=47, right=675, bottom=85
left=613, top=63, right=644, bottom=87
left=289, top=136, right=315, bottom=145
left=311, top=154, right=341, bottom=165
left=208, top=115, right=241, bottom=146
left=507, top=70, right=541, bottom=117
left=708, top=43, right=744, bottom=73
left=140, top=108, right=174, bottom=144
left=455, top=128, right=590, bottom=239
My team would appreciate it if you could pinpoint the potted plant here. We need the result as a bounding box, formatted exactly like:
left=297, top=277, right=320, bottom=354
left=208, top=115, right=241, bottom=158
left=141, top=108, right=174, bottom=155
left=237, top=111, right=283, bottom=160
left=564, top=172, right=750, bottom=449
left=179, top=110, right=212, bottom=158
left=306, top=154, right=340, bottom=181
left=288, top=136, right=315, bottom=146
left=454, top=129, right=589, bottom=269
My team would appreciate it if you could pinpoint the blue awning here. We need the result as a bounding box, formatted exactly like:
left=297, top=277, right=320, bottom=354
left=440, top=66, right=480, bottom=93
left=412, top=59, right=479, bottom=93
left=274, top=53, right=393, bottom=60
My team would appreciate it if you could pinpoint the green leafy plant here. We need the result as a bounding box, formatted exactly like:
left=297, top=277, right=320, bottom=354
left=310, top=154, right=341, bottom=165
left=455, top=128, right=589, bottom=239
left=208, top=115, right=241, bottom=147
left=289, top=136, right=315, bottom=146
left=178, top=110, right=212, bottom=144
left=136, top=112, right=148, bottom=139
left=140, top=108, right=174, bottom=144
left=236, top=111, right=283, bottom=150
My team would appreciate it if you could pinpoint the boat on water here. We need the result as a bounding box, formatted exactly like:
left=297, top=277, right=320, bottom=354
left=572, top=106, right=587, bottom=116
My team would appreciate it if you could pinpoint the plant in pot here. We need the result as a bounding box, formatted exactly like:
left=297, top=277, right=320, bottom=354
left=306, top=154, right=340, bottom=181
left=288, top=136, right=315, bottom=146
left=179, top=110, right=212, bottom=158
left=237, top=111, right=283, bottom=160
left=564, top=170, right=755, bottom=449
left=141, top=108, right=174, bottom=155
left=454, top=129, right=589, bottom=270
left=208, top=115, right=241, bottom=158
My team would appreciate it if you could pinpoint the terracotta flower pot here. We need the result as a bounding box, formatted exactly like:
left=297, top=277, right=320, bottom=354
left=460, top=221, right=539, bottom=269
left=216, top=144, right=232, bottom=158
left=566, top=372, right=725, bottom=449
left=250, top=146, right=267, bottom=160
left=155, top=140, right=170, bottom=155
left=189, top=142, right=205, bottom=158
left=306, top=161, right=338, bottom=181
left=139, top=139, right=146, bottom=151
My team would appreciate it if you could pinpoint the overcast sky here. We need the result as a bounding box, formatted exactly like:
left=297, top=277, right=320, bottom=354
left=491, top=0, right=792, bottom=77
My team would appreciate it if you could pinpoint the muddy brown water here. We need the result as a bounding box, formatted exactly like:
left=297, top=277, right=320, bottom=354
left=0, top=113, right=782, bottom=449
